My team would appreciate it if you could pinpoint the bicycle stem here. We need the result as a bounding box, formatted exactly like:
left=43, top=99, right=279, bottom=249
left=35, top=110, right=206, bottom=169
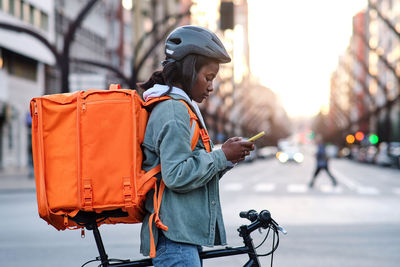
left=239, top=223, right=262, bottom=266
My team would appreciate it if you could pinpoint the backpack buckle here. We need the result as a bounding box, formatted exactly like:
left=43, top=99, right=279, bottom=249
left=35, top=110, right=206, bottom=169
left=83, top=179, right=93, bottom=211
left=123, top=177, right=133, bottom=207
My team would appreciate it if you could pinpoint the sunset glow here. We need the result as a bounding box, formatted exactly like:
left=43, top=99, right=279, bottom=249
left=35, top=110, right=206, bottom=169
left=248, top=0, right=368, bottom=118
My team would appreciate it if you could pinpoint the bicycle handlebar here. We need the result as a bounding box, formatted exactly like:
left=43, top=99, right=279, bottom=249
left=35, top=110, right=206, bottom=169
left=240, top=209, right=287, bottom=235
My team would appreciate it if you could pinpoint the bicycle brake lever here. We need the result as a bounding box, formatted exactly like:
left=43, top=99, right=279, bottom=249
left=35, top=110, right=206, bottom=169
left=271, top=219, right=288, bottom=235
left=276, top=225, right=288, bottom=235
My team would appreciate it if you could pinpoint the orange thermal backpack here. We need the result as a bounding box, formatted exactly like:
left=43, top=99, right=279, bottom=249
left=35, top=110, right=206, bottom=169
left=30, top=84, right=211, bottom=239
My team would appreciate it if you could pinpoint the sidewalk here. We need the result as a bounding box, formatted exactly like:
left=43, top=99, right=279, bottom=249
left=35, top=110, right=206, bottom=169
left=0, top=167, right=36, bottom=192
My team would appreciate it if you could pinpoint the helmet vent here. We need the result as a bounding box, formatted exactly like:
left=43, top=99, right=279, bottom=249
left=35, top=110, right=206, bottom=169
left=187, top=26, right=203, bottom=32
left=211, top=35, right=222, bottom=45
left=169, top=38, right=182, bottom=45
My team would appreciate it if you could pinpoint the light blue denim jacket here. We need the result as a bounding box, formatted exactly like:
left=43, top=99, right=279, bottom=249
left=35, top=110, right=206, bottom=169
left=139, top=92, right=230, bottom=256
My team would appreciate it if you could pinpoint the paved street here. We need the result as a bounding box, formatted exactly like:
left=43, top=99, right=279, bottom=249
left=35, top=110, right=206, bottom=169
left=0, top=148, right=399, bottom=267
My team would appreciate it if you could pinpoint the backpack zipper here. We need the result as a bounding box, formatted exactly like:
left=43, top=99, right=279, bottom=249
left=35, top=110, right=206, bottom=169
left=82, top=99, right=130, bottom=111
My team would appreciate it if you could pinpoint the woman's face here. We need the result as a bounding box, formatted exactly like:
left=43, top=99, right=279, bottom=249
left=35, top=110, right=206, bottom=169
left=191, top=61, right=220, bottom=103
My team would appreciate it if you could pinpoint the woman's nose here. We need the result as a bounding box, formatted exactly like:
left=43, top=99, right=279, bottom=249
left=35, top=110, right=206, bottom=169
left=208, top=82, right=214, bottom=92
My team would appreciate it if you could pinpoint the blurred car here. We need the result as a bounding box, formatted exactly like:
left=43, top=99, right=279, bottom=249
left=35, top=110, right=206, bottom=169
left=339, top=147, right=351, bottom=158
left=375, top=142, right=393, bottom=167
left=357, top=146, right=368, bottom=163
left=365, top=145, right=378, bottom=163
left=389, top=142, right=400, bottom=169
left=350, top=145, right=360, bottom=160
left=276, top=146, right=304, bottom=163
left=244, top=147, right=258, bottom=162
left=257, top=146, right=277, bottom=159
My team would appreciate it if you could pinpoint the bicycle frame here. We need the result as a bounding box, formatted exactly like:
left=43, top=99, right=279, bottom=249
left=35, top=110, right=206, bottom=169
left=83, top=210, right=283, bottom=267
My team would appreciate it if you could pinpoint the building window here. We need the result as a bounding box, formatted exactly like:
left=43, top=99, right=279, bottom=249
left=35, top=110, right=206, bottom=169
left=8, top=0, right=15, bottom=15
left=33, top=7, right=39, bottom=27
left=14, top=0, right=20, bottom=18
left=2, top=0, right=9, bottom=13
left=19, top=0, right=24, bottom=19
left=3, top=49, right=37, bottom=81
left=29, top=3, right=34, bottom=24
left=22, top=2, right=29, bottom=22
left=40, top=11, right=48, bottom=31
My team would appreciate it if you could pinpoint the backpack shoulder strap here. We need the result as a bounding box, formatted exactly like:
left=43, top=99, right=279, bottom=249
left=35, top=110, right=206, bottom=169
left=143, top=96, right=172, bottom=106
left=176, top=100, right=211, bottom=152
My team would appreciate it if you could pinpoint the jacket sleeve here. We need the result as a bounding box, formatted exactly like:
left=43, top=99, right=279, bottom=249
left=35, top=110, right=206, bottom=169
left=154, top=101, right=228, bottom=193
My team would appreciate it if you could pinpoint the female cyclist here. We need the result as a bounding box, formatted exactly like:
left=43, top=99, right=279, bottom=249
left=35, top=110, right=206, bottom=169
left=138, top=25, right=254, bottom=267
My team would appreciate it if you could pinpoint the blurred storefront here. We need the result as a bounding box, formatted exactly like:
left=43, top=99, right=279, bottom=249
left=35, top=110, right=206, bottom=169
left=0, top=0, right=54, bottom=169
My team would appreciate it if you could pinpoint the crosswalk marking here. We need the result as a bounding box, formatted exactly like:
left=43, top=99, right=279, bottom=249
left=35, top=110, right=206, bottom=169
left=332, top=169, right=381, bottom=195
left=320, top=184, right=343, bottom=194
left=223, top=183, right=243, bottom=191
left=287, top=184, right=308, bottom=193
left=254, top=183, right=275, bottom=192
left=222, top=182, right=393, bottom=196
left=356, top=186, right=380, bottom=195
left=332, top=169, right=358, bottom=191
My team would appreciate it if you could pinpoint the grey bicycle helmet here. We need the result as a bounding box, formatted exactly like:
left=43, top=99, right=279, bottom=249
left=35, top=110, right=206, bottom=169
left=165, top=25, right=231, bottom=63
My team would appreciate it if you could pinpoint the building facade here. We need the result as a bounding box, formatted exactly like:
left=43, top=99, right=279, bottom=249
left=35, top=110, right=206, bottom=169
left=0, top=0, right=55, bottom=170
left=328, top=0, right=400, bottom=147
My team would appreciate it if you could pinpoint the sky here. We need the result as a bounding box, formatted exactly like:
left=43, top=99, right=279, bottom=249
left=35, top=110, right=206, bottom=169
left=247, top=0, right=368, bottom=118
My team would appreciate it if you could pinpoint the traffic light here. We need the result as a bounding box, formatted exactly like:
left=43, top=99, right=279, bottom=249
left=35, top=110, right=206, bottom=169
left=355, top=131, right=364, bottom=141
left=220, top=1, right=234, bottom=30
left=308, top=130, right=315, bottom=140
left=346, top=134, right=355, bottom=144
left=369, top=134, right=379, bottom=144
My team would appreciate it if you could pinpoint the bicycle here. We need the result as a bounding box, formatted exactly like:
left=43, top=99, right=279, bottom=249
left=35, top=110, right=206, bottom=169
left=79, top=209, right=287, bottom=267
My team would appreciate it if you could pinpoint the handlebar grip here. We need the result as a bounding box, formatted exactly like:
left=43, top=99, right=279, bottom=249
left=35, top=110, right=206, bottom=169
left=239, top=209, right=258, bottom=222
left=259, top=210, right=272, bottom=223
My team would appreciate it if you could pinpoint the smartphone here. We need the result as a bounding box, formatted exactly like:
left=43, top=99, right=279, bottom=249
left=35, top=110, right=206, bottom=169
left=248, top=131, right=265, bottom=142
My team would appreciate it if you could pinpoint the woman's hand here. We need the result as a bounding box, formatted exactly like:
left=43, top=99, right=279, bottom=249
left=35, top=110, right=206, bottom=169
left=221, top=137, right=255, bottom=164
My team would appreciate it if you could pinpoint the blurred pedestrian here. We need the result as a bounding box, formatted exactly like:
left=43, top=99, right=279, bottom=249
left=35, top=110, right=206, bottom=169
left=309, top=138, right=337, bottom=188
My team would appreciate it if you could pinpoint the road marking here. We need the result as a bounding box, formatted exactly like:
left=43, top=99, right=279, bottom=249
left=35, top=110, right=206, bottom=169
left=254, top=183, right=275, bottom=192
left=356, top=186, right=380, bottom=195
left=393, top=188, right=400, bottom=195
left=223, top=182, right=243, bottom=191
left=332, top=169, right=358, bottom=191
left=320, top=184, right=343, bottom=194
left=333, top=169, right=380, bottom=195
left=287, top=184, right=308, bottom=193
